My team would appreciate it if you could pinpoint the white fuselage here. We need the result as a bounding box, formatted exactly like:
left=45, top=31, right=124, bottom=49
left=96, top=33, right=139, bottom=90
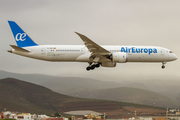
left=11, top=45, right=177, bottom=63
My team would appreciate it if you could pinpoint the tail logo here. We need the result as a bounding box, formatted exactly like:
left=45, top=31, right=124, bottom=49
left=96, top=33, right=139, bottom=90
left=15, top=33, right=26, bottom=41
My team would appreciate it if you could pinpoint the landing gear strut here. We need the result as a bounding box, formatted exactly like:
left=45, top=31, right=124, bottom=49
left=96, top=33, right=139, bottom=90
left=86, top=63, right=100, bottom=71
left=161, top=62, right=166, bottom=69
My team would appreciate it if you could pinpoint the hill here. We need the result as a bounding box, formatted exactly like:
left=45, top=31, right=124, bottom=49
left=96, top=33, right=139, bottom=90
left=0, top=78, right=119, bottom=113
left=1, top=70, right=180, bottom=108
left=73, top=87, right=179, bottom=108
left=0, top=78, right=165, bottom=118
left=0, top=70, right=120, bottom=94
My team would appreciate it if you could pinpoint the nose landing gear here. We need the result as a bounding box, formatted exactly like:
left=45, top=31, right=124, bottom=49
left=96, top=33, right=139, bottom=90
left=162, top=65, right=165, bottom=69
left=162, top=62, right=166, bottom=69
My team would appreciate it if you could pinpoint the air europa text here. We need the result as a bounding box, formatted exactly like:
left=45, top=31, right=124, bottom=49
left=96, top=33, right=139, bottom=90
left=121, top=47, right=157, bottom=55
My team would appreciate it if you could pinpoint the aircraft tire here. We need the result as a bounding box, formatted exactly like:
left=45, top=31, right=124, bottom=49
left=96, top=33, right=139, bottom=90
left=90, top=65, right=95, bottom=70
left=162, top=65, right=165, bottom=69
left=95, top=64, right=100, bottom=68
left=86, top=67, right=91, bottom=71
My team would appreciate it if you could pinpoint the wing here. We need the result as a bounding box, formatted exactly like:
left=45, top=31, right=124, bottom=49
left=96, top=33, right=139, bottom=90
left=75, top=32, right=112, bottom=62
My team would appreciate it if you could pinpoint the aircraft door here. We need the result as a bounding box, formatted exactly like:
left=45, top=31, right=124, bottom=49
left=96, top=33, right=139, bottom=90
left=81, top=47, right=85, bottom=54
left=41, top=48, right=46, bottom=59
left=160, top=49, right=165, bottom=55
left=41, top=48, right=46, bottom=55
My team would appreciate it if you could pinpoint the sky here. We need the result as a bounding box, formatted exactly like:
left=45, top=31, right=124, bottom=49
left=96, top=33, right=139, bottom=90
left=1, top=0, right=180, bottom=82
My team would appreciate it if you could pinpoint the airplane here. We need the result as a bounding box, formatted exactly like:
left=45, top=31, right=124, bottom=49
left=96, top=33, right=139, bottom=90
left=7, top=21, right=177, bottom=71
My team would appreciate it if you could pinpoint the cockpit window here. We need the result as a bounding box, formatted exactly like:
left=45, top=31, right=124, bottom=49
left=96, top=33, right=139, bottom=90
left=169, top=51, right=173, bottom=53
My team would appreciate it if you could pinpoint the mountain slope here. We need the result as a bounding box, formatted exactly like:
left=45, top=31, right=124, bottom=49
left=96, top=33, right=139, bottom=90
left=0, top=78, right=165, bottom=117
left=1, top=70, right=180, bottom=109
left=74, top=87, right=180, bottom=108
left=0, top=78, right=72, bottom=114
left=0, top=70, right=120, bottom=94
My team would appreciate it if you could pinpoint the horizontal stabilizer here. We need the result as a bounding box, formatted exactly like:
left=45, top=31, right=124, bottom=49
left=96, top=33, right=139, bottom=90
left=9, top=45, right=29, bottom=52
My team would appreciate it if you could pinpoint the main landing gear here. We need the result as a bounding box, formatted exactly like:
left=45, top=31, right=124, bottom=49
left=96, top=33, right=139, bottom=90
left=86, top=63, right=101, bottom=71
left=162, top=62, right=166, bottom=69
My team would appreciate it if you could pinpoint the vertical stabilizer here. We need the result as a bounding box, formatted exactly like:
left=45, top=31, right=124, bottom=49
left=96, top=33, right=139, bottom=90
left=8, top=21, right=38, bottom=47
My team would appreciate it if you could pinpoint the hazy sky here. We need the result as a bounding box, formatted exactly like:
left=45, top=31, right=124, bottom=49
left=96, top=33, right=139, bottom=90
left=1, top=0, right=180, bottom=82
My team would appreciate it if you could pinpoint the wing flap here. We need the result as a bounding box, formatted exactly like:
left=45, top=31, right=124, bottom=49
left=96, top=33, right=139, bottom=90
left=93, top=56, right=100, bottom=62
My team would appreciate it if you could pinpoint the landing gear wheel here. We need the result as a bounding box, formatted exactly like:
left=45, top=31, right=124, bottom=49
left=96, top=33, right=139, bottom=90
left=86, top=63, right=101, bottom=71
left=90, top=65, right=95, bottom=70
left=95, top=64, right=100, bottom=68
left=86, top=67, right=91, bottom=71
left=162, top=65, right=165, bottom=69
left=161, top=62, right=166, bottom=69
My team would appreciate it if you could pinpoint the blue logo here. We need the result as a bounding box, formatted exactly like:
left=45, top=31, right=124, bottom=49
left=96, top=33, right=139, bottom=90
left=121, top=47, right=157, bottom=55
left=15, top=33, right=26, bottom=41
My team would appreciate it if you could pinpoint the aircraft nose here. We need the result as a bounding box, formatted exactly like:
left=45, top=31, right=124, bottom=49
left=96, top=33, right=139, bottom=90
left=172, top=53, right=178, bottom=61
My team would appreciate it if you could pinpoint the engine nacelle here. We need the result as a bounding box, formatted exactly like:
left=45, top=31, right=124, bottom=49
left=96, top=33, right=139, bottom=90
left=112, top=52, right=127, bottom=63
left=101, top=62, right=116, bottom=67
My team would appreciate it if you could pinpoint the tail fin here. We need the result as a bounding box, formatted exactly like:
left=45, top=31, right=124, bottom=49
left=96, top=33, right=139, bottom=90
left=8, top=21, right=38, bottom=47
